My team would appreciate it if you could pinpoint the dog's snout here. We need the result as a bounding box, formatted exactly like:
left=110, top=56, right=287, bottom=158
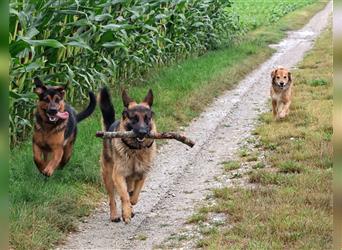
left=135, top=127, right=148, bottom=138
left=280, top=82, right=285, bottom=86
left=139, top=128, right=148, bottom=136
left=47, top=109, right=58, bottom=115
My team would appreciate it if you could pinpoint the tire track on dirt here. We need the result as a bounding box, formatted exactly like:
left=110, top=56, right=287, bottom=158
left=59, top=2, right=332, bottom=249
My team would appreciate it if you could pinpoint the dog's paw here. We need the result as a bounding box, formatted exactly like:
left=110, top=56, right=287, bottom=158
left=130, top=196, right=138, bottom=205
left=122, top=216, right=131, bottom=224
left=122, top=206, right=132, bottom=224
left=111, top=217, right=121, bottom=223
left=279, top=112, right=286, bottom=119
left=42, top=167, right=54, bottom=177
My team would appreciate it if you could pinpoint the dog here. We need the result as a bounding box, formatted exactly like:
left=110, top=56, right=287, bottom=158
left=99, top=87, right=157, bottom=223
left=270, top=66, right=292, bottom=119
left=32, top=77, right=96, bottom=177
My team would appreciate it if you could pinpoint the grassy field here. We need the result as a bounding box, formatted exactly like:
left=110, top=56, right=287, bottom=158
left=9, top=1, right=329, bottom=249
left=190, top=22, right=332, bottom=249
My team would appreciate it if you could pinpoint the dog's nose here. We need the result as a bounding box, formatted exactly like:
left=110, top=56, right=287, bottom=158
left=135, top=128, right=148, bottom=138
left=47, top=109, right=58, bottom=115
left=280, top=82, right=284, bottom=86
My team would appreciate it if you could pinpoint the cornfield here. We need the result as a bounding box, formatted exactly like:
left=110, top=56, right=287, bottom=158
left=9, top=0, right=318, bottom=146
left=9, top=0, right=242, bottom=146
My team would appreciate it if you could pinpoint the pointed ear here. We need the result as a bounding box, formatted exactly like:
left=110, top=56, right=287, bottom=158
left=33, top=77, right=46, bottom=95
left=122, top=90, right=133, bottom=108
left=271, top=69, right=277, bottom=79
left=122, top=107, right=128, bottom=118
left=55, top=86, right=65, bottom=98
left=143, top=89, right=153, bottom=107
left=288, top=72, right=292, bottom=82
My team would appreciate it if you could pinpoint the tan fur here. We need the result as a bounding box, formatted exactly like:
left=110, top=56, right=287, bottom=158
left=270, top=66, right=293, bottom=119
left=100, top=97, right=157, bottom=223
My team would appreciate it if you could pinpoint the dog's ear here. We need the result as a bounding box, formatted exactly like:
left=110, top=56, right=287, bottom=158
left=33, top=77, right=46, bottom=95
left=122, top=89, right=133, bottom=108
left=143, top=89, right=153, bottom=107
left=271, top=69, right=277, bottom=79
left=122, top=107, right=128, bottom=118
left=288, top=71, right=292, bottom=82
left=55, top=86, right=65, bottom=98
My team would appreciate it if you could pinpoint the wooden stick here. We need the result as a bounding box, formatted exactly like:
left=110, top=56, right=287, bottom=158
left=96, top=131, right=195, bottom=148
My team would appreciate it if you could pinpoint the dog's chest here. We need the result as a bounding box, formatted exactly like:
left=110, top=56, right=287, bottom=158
left=122, top=156, right=151, bottom=177
left=272, top=91, right=283, bottom=102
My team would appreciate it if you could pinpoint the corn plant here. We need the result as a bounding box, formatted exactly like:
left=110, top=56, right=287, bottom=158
left=9, top=0, right=242, bottom=146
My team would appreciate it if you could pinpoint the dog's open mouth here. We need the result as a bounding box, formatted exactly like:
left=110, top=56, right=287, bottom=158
left=136, top=137, right=145, bottom=143
left=47, top=111, right=69, bottom=122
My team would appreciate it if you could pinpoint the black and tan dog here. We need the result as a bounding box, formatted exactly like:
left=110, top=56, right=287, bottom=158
left=32, top=77, right=96, bottom=177
left=99, top=87, right=157, bottom=223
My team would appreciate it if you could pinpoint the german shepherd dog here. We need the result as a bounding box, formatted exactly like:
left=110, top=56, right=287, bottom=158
left=270, top=66, right=293, bottom=119
left=32, top=77, right=96, bottom=177
left=99, top=87, right=157, bottom=223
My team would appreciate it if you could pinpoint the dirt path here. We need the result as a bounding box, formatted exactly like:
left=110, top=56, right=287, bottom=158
left=59, top=2, right=332, bottom=249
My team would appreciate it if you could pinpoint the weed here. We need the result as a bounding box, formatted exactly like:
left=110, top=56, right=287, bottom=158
left=222, top=161, right=240, bottom=171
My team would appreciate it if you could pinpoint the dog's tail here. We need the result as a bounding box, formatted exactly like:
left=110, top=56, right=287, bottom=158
left=98, top=87, right=115, bottom=131
left=76, top=91, right=96, bottom=123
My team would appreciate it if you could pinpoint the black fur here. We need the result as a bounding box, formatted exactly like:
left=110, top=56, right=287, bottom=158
left=99, top=87, right=115, bottom=131
left=64, top=105, right=77, bottom=139
left=76, top=91, right=96, bottom=122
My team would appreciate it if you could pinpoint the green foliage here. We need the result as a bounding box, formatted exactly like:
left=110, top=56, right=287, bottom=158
left=9, top=0, right=319, bottom=146
left=9, top=0, right=240, bottom=146
left=233, top=0, right=317, bottom=31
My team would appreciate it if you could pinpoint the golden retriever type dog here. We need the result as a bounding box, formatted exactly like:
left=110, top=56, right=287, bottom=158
left=99, top=87, right=157, bottom=223
left=32, top=77, right=96, bottom=177
left=270, top=66, right=292, bottom=119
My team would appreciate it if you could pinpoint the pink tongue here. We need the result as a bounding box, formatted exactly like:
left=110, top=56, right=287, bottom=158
left=56, top=111, right=69, bottom=120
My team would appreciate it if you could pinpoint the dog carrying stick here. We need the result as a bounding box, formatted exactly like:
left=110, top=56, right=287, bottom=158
left=96, top=131, right=195, bottom=148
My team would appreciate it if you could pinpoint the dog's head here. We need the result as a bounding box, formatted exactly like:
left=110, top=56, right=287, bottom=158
left=271, top=67, right=292, bottom=89
left=121, top=89, right=154, bottom=142
left=34, top=77, right=69, bottom=123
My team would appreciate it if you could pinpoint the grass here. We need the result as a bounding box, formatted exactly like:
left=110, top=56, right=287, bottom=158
left=222, top=161, right=240, bottom=172
left=9, top=1, right=329, bottom=249
left=190, top=20, right=332, bottom=249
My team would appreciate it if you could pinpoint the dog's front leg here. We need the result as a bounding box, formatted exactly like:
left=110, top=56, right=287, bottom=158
left=276, top=102, right=285, bottom=120
left=102, top=161, right=120, bottom=222
left=33, top=144, right=46, bottom=172
left=272, top=100, right=277, bottom=117
left=42, top=147, right=63, bottom=177
left=130, top=176, right=146, bottom=205
left=113, top=174, right=132, bottom=223
left=280, top=100, right=291, bottom=118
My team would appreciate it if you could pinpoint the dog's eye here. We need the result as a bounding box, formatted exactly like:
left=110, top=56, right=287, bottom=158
left=276, top=76, right=280, bottom=79
left=55, top=97, right=60, bottom=103
left=144, top=115, right=150, bottom=123
left=43, top=96, right=49, bottom=102
left=284, top=76, right=287, bottom=78
left=131, top=115, right=139, bottom=123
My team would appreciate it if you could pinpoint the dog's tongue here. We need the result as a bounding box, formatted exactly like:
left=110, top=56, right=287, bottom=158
left=56, top=111, right=69, bottom=120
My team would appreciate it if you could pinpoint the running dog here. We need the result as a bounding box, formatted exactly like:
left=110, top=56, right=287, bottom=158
left=99, top=87, right=156, bottom=223
left=32, top=77, right=96, bottom=177
left=270, top=66, right=293, bottom=119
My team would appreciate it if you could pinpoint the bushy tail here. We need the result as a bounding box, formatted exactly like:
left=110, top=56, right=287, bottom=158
left=98, top=87, right=115, bottom=131
left=76, top=91, right=96, bottom=123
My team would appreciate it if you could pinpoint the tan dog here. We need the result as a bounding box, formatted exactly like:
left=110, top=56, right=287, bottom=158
left=270, top=66, right=292, bottom=119
left=98, top=87, right=157, bottom=223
